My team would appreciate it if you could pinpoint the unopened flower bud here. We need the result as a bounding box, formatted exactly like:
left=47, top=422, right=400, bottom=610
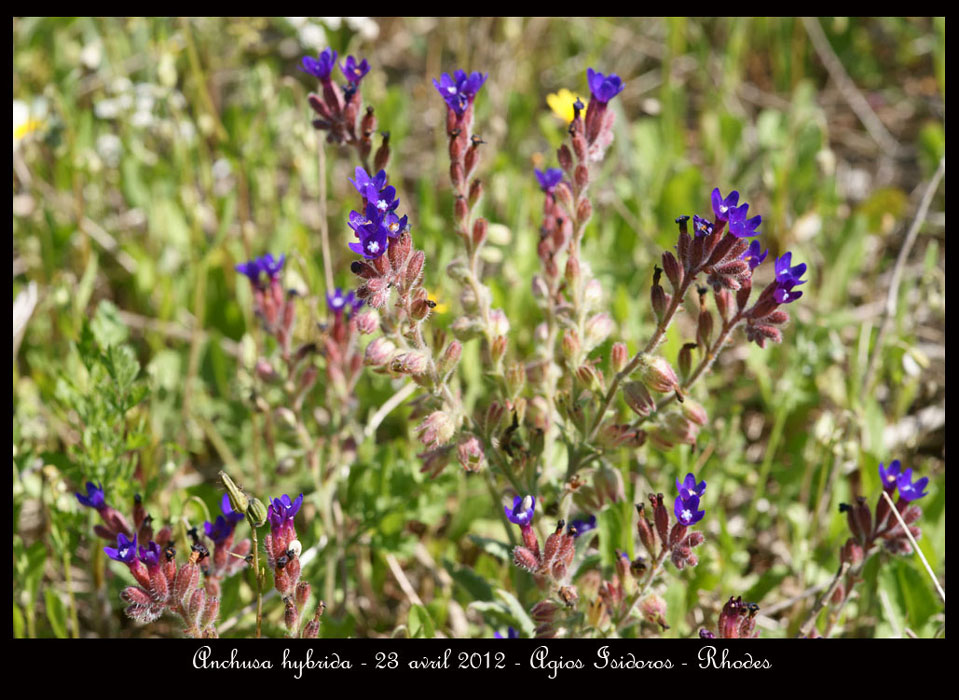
left=415, top=411, right=456, bottom=448
left=561, top=330, right=581, bottom=360
left=472, top=217, right=488, bottom=246
left=451, top=315, right=485, bottom=341
left=246, top=497, right=268, bottom=528
left=640, top=594, right=669, bottom=630
left=437, top=340, right=462, bottom=375
left=468, top=179, right=484, bottom=208
left=584, top=278, right=603, bottom=310
left=611, top=342, right=629, bottom=374
left=220, top=472, right=249, bottom=515
left=555, top=182, right=574, bottom=211
left=840, top=537, right=864, bottom=568
left=637, top=353, right=680, bottom=394
left=576, top=198, right=593, bottom=223
left=678, top=342, right=696, bottom=380
left=491, top=335, right=508, bottom=365
left=584, top=313, right=614, bottom=351
left=446, top=258, right=470, bottom=283
left=392, top=351, right=430, bottom=376
left=356, top=310, right=378, bottom=335
left=681, top=399, right=708, bottom=426
left=557, top=144, right=573, bottom=171
left=489, top=308, right=510, bottom=337
left=364, top=337, right=397, bottom=367
left=574, top=164, right=589, bottom=189
left=651, top=284, right=668, bottom=321
left=697, top=310, right=714, bottom=348
left=505, top=362, right=526, bottom=397
left=623, top=381, right=655, bottom=417
left=455, top=196, right=469, bottom=224
left=456, top=435, right=485, bottom=472
left=662, top=251, right=682, bottom=289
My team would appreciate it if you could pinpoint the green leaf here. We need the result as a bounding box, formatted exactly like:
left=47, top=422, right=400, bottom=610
left=407, top=604, right=435, bottom=639
left=494, top=588, right=535, bottom=637
left=44, top=588, right=68, bottom=638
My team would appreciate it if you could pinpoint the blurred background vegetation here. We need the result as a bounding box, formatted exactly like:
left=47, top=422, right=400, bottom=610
left=13, top=17, right=945, bottom=638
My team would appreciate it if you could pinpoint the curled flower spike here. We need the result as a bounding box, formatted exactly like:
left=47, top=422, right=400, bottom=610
left=741, top=240, right=768, bottom=271
left=505, top=495, right=536, bottom=526
left=433, top=69, right=488, bottom=115
left=674, top=491, right=705, bottom=526
left=535, top=168, right=564, bottom=193
left=710, top=188, right=740, bottom=222
left=895, top=469, right=929, bottom=502
left=300, top=48, right=337, bottom=81
left=105, top=532, right=138, bottom=564
left=340, top=55, right=370, bottom=85
left=676, top=473, right=707, bottom=498
left=76, top=481, right=106, bottom=510
left=878, top=459, right=904, bottom=491
left=586, top=68, right=624, bottom=103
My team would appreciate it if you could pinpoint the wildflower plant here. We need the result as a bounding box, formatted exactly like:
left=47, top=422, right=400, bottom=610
left=16, top=19, right=942, bottom=644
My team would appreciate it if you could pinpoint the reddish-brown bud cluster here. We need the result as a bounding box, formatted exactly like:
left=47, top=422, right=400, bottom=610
left=512, top=520, right=577, bottom=584
left=635, top=496, right=705, bottom=570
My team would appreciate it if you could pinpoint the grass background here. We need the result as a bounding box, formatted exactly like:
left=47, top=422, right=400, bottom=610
left=13, top=17, right=945, bottom=638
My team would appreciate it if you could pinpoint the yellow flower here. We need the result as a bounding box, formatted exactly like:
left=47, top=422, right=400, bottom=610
left=546, top=88, right=585, bottom=123
left=13, top=99, right=48, bottom=149
left=427, top=290, right=449, bottom=315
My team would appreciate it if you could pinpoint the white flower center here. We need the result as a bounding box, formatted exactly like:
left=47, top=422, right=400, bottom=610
left=446, top=86, right=457, bottom=94
left=367, top=241, right=380, bottom=253
left=376, top=199, right=388, bottom=211
left=681, top=508, right=692, bottom=522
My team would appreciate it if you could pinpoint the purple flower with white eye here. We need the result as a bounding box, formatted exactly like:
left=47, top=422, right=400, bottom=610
left=348, top=167, right=388, bottom=197
left=896, top=469, right=929, bottom=502
left=727, top=203, right=762, bottom=238
left=365, top=184, right=399, bottom=215
left=104, top=532, right=138, bottom=564
left=773, top=252, right=807, bottom=304
left=138, top=540, right=162, bottom=568
left=878, top=460, right=904, bottom=491
left=300, top=48, right=337, bottom=81
left=674, top=491, right=705, bottom=527
left=236, top=253, right=285, bottom=287
left=259, top=253, right=286, bottom=279
left=692, top=215, right=714, bottom=238
left=340, top=55, right=370, bottom=85
left=711, top=188, right=740, bottom=222
left=433, top=69, right=488, bottom=115
left=535, top=168, right=564, bottom=193
left=586, top=68, right=624, bottom=104
left=494, top=627, right=519, bottom=639
left=505, top=495, right=536, bottom=527
left=569, top=514, right=597, bottom=537
left=76, top=482, right=106, bottom=510
left=348, top=221, right=389, bottom=259
left=676, top=473, right=707, bottom=499
left=326, top=287, right=363, bottom=316
left=741, top=240, right=768, bottom=271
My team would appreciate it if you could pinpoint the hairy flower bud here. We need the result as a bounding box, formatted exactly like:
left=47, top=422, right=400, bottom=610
left=356, top=310, right=378, bottom=335
left=584, top=313, right=614, bottom=351
left=416, top=411, right=456, bottom=448
left=637, top=353, right=680, bottom=394
left=681, top=399, right=708, bottom=427
left=437, top=340, right=462, bottom=376
left=246, top=497, right=268, bottom=528
left=364, top=337, right=397, bottom=367
left=623, top=381, right=655, bottom=418
left=662, top=251, right=682, bottom=289
left=611, top=342, right=629, bottom=374
left=561, top=329, right=581, bottom=360
left=392, top=351, right=430, bottom=376
left=640, top=593, right=669, bottom=630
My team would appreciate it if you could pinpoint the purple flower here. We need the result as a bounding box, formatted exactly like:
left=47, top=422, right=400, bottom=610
left=76, top=481, right=106, bottom=510
left=348, top=167, right=387, bottom=197
left=711, top=188, right=740, bottom=222
left=433, top=69, right=488, bottom=115
left=535, top=168, right=564, bottom=193
left=301, top=48, right=337, bottom=81
left=340, top=55, right=370, bottom=85
left=220, top=493, right=245, bottom=525
left=741, top=240, right=768, bottom=271
left=569, top=514, right=597, bottom=537
left=236, top=253, right=286, bottom=287
left=727, top=203, right=762, bottom=238
left=692, top=215, right=714, bottom=238
left=204, top=516, right=235, bottom=545
left=267, top=493, right=304, bottom=531
left=674, top=491, right=705, bottom=527
left=773, top=252, right=807, bottom=304
left=586, top=68, right=624, bottom=104
left=366, top=184, right=399, bottom=215
left=104, top=532, right=138, bottom=564
left=505, top=495, right=535, bottom=527
left=896, top=469, right=929, bottom=502
left=348, top=222, right=389, bottom=259
left=138, top=540, right=162, bottom=568
left=494, top=627, right=519, bottom=638
left=878, top=459, right=904, bottom=491
left=383, top=211, right=408, bottom=239
left=676, top=473, right=707, bottom=499
left=326, top=288, right=363, bottom=316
